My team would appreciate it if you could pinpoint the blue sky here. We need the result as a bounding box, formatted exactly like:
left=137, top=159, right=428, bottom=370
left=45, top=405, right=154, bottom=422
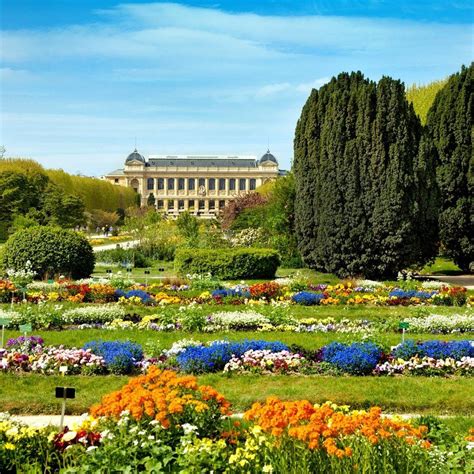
left=1, top=1, right=472, bottom=175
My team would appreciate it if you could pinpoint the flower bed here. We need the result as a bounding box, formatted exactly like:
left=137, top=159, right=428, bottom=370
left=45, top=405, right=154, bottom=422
left=2, top=337, right=473, bottom=377
left=1, top=371, right=472, bottom=473
left=0, top=275, right=471, bottom=308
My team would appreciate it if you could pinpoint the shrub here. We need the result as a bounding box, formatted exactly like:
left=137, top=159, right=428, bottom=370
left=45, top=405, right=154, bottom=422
left=321, top=342, right=382, bottom=375
left=83, top=340, right=143, bottom=374
left=95, top=248, right=149, bottom=268
left=175, top=248, right=280, bottom=280
left=1, top=227, right=95, bottom=279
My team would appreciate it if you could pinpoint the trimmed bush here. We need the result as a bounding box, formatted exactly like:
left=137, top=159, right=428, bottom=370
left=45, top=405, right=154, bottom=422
left=1, top=226, right=95, bottom=279
left=175, top=248, right=280, bottom=279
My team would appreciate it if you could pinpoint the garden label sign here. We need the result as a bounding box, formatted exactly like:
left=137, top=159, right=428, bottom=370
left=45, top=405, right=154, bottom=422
left=19, top=323, right=32, bottom=337
left=0, top=317, right=11, bottom=348
left=399, top=322, right=410, bottom=343
left=55, top=386, right=76, bottom=430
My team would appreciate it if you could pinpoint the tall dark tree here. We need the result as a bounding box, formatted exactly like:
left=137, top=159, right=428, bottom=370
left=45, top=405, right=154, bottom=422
left=294, top=72, right=438, bottom=278
left=423, top=63, right=473, bottom=271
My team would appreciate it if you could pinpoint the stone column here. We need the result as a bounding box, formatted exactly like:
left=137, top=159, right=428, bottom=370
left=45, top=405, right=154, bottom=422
left=225, top=178, right=229, bottom=195
left=246, top=178, right=250, bottom=192
left=204, top=199, right=209, bottom=215
left=174, top=199, right=179, bottom=215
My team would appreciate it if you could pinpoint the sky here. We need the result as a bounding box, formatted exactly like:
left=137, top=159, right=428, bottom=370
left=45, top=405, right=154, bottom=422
left=0, top=1, right=472, bottom=176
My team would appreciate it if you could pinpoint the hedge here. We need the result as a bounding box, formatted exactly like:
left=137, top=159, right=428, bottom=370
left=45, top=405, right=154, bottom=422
left=1, top=226, right=95, bottom=279
left=175, top=248, right=280, bottom=279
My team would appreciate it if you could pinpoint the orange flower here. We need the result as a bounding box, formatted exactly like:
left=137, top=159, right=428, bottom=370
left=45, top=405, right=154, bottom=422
left=90, top=367, right=231, bottom=427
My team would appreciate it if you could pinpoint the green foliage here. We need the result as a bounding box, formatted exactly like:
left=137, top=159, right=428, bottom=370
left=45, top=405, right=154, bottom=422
left=46, top=168, right=137, bottom=212
left=422, top=63, right=473, bottom=271
left=294, top=71, right=438, bottom=279
left=406, top=79, right=448, bottom=124
left=1, top=226, right=95, bottom=279
left=176, top=211, right=200, bottom=246
left=175, top=248, right=280, bottom=279
left=95, top=248, right=150, bottom=268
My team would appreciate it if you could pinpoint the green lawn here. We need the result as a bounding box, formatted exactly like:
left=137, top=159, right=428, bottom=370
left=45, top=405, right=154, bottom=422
left=421, top=256, right=462, bottom=275
left=1, top=373, right=472, bottom=416
left=3, top=327, right=470, bottom=352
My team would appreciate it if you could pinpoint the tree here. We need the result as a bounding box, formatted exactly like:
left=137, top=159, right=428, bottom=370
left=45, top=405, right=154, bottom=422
left=294, top=71, right=438, bottom=278
left=423, top=63, right=473, bottom=271
left=220, top=192, right=268, bottom=230
left=176, top=211, right=200, bottom=246
left=147, top=193, right=156, bottom=207
left=41, top=184, right=85, bottom=228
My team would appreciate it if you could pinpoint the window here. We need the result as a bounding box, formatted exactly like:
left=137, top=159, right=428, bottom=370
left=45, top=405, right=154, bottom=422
left=218, top=178, right=225, bottom=190
left=157, top=200, right=164, bottom=209
left=250, top=178, right=256, bottom=190
left=198, top=200, right=205, bottom=210
left=114, top=178, right=119, bottom=183
left=158, top=178, right=164, bottom=190
left=188, top=178, right=195, bottom=191
left=178, top=178, right=185, bottom=190
left=168, top=178, right=175, bottom=190
left=209, top=200, right=215, bottom=210
left=178, top=200, right=185, bottom=210
left=147, top=178, right=154, bottom=190
left=167, top=200, right=174, bottom=210
left=229, top=178, right=236, bottom=190
left=239, top=179, right=246, bottom=191
left=209, top=178, right=215, bottom=190
left=198, top=178, right=205, bottom=187
left=219, top=200, right=225, bottom=209
left=188, top=199, right=195, bottom=209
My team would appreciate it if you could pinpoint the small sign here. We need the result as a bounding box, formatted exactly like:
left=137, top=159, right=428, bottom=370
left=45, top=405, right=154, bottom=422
left=144, top=270, right=151, bottom=275
left=59, top=366, right=68, bottom=374
left=158, top=268, right=165, bottom=272
left=399, top=322, right=410, bottom=330
left=106, top=269, right=112, bottom=274
left=0, top=318, right=11, bottom=326
left=55, top=387, right=76, bottom=399
left=126, top=268, right=132, bottom=273
left=19, top=324, right=32, bottom=333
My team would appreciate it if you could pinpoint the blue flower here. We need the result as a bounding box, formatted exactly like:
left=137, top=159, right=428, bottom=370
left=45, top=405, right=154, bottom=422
left=84, top=340, right=143, bottom=374
left=389, top=289, right=436, bottom=299
left=292, top=291, right=325, bottom=306
left=176, top=339, right=288, bottom=373
left=392, top=340, right=473, bottom=360
left=321, top=342, right=382, bottom=375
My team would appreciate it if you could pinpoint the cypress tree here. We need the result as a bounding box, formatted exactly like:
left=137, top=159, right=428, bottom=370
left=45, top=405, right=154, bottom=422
left=294, top=72, right=438, bottom=278
left=423, top=63, right=473, bottom=271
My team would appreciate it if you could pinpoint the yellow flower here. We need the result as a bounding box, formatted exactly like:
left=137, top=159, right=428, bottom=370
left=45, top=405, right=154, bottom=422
left=4, top=442, right=15, bottom=450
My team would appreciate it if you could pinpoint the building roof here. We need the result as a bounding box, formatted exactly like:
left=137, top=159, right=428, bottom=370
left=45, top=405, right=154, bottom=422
left=147, top=155, right=258, bottom=168
left=125, top=149, right=146, bottom=164
left=106, top=169, right=125, bottom=176
left=259, top=149, right=278, bottom=165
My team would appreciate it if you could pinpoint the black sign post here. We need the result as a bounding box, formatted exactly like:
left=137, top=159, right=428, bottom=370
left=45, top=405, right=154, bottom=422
left=56, top=370, right=76, bottom=430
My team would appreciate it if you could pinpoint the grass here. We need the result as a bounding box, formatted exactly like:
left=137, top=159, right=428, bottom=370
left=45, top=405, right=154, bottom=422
left=421, top=257, right=462, bottom=276
left=1, top=373, right=473, bottom=416
left=3, top=327, right=471, bottom=352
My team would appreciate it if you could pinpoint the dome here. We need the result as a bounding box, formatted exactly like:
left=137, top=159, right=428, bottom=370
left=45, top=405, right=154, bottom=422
left=125, top=148, right=146, bottom=164
left=259, top=149, right=278, bottom=165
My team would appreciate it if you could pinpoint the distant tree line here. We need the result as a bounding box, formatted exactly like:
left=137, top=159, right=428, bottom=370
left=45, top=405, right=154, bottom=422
left=0, top=158, right=138, bottom=240
left=293, top=64, right=473, bottom=277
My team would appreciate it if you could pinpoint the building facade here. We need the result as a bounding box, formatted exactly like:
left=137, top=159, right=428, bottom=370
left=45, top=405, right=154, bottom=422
left=105, top=149, right=283, bottom=217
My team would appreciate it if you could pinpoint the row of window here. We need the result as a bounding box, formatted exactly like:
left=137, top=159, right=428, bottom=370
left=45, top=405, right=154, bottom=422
left=155, top=199, right=226, bottom=211
left=146, top=177, right=256, bottom=191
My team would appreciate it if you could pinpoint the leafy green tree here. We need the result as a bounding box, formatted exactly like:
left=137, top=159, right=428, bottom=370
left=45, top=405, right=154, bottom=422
left=294, top=71, right=438, bottom=278
left=147, top=193, right=156, bottom=207
left=423, top=63, right=473, bottom=271
left=406, top=79, right=448, bottom=124
left=176, top=211, right=200, bottom=246
left=41, top=184, right=85, bottom=227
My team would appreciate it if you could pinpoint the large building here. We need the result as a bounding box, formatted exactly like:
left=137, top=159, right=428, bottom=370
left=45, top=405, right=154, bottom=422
left=105, top=149, right=284, bottom=217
